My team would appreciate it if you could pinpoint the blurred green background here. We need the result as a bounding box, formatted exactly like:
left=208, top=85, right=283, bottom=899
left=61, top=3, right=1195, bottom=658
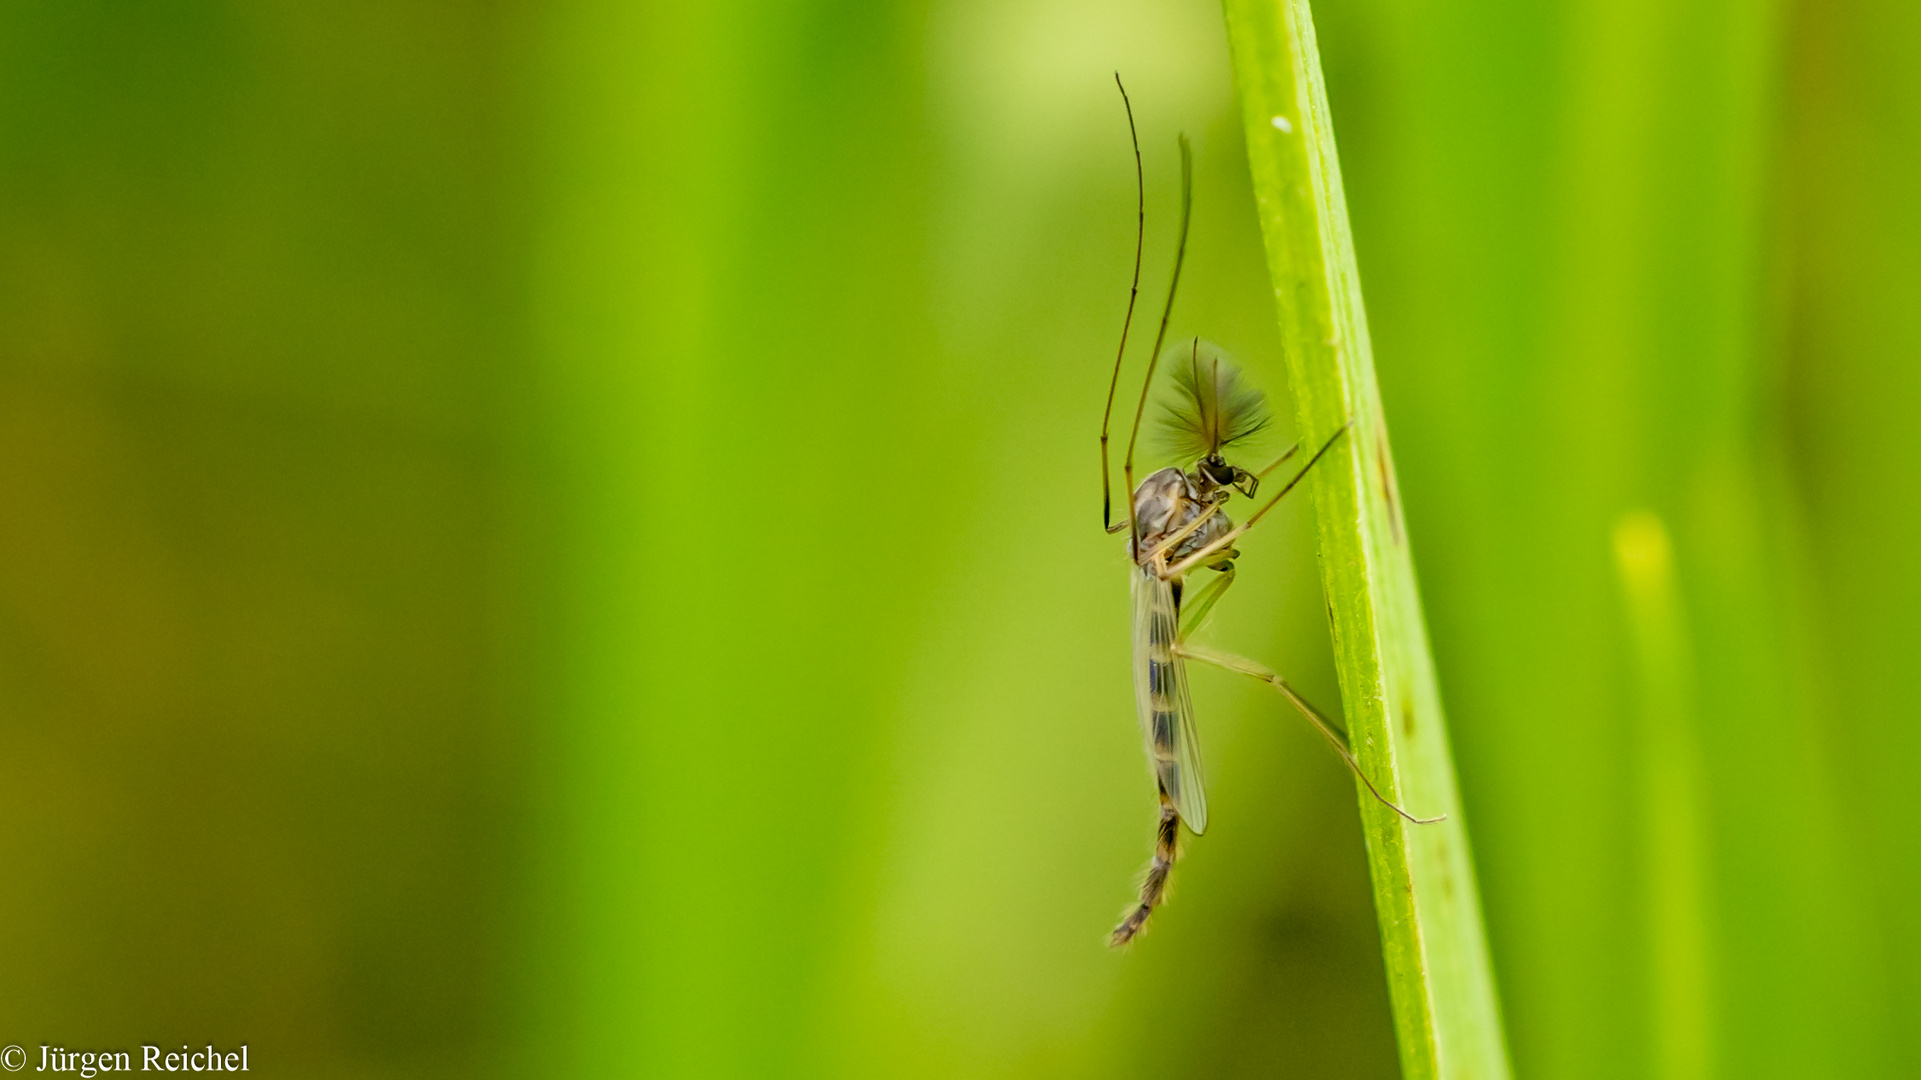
left=1, top=0, right=1914, bottom=1077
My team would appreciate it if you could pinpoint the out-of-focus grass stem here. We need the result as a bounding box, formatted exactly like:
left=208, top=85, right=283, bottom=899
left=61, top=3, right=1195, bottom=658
left=1614, top=511, right=1714, bottom=1080
left=1219, top=0, right=1510, bottom=1075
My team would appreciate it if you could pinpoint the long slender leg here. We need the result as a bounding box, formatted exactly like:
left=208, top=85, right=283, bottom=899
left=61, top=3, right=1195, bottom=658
left=1100, top=74, right=1146, bottom=536
left=1177, top=641, right=1445, bottom=825
left=1255, top=441, right=1302, bottom=479
left=1118, top=133, right=1194, bottom=543
left=1161, top=422, right=1348, bottom=581
left=1226, top=442, right=1301, bottom=500
left=1177, top=563, right=1235, bottom=638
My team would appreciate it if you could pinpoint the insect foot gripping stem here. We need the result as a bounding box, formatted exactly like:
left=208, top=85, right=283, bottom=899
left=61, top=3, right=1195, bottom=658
left=1110, top=790, right=1182, bottom=947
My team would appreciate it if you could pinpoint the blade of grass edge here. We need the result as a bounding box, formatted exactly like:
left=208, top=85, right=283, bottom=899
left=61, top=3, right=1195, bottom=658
left=1219, top=2, right=1511, bottom=1077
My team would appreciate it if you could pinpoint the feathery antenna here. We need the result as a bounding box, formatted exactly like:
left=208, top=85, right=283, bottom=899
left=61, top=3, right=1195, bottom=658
left=1155, top=341, right=1273, bottom=462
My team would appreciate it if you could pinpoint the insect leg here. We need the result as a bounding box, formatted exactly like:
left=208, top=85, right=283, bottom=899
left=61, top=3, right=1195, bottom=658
left=1175, top=641, right=1445, bottom=825
left=1101, top=74, right=1146, bottom=536
left=1256, top=441, right=1303, bottom=479
left=1119, top=133, right=1194, bottom=542
left=1177, top=564, right=1235, bottom=638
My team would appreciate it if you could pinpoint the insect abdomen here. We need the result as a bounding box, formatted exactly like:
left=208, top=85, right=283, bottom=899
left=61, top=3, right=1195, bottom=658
left=1114, top=563, right=1204, bottom=946
left=1110, top=792, right=1180, bottom=947
left=1133, top=565, right=1194, bottom=819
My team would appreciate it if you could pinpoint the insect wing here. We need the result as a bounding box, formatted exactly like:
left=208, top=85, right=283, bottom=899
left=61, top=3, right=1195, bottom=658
left=1131, top=565, right=1208, bottom=834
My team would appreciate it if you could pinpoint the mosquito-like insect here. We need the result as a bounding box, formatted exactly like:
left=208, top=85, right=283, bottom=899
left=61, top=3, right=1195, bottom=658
left=1099, top=75, right=1442, bottom=947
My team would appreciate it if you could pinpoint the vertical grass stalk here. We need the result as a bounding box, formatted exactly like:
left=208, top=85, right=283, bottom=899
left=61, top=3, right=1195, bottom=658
left=1220, top=1, right=1511, bottom=1075
left=1613, top=511, right=1714, bottom=1080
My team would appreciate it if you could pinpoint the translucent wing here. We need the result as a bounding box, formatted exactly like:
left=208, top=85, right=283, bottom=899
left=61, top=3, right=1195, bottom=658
left=1131, top=564, right=1208, bottom=834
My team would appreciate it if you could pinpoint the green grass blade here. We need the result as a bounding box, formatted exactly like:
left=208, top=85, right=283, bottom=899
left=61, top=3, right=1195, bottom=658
left=1220, top=1, right=1511, bottom=1076
left=1613, top=511, right=1714, bottom=1080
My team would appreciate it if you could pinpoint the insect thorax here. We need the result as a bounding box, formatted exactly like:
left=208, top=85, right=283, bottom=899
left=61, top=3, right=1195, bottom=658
left=1130, top=467, right=1234, bottom=567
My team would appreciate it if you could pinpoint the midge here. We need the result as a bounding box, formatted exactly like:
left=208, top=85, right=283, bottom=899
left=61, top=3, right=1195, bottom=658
left=1099, top=76, right=1441, bottom=947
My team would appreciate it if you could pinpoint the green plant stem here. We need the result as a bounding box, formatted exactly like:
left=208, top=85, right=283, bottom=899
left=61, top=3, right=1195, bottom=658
left=1613, top=511, right=1714, bottom=1080
left=1220, top=1, right=1511, bottom=1076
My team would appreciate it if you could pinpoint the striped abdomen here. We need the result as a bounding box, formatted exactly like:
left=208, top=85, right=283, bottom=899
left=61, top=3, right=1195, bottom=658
left=1113, top=561, right=1208, bottom=946
left=1131, top=563, right=1205, bottom=832
left=1110, top=791, right=1180, bottom=946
